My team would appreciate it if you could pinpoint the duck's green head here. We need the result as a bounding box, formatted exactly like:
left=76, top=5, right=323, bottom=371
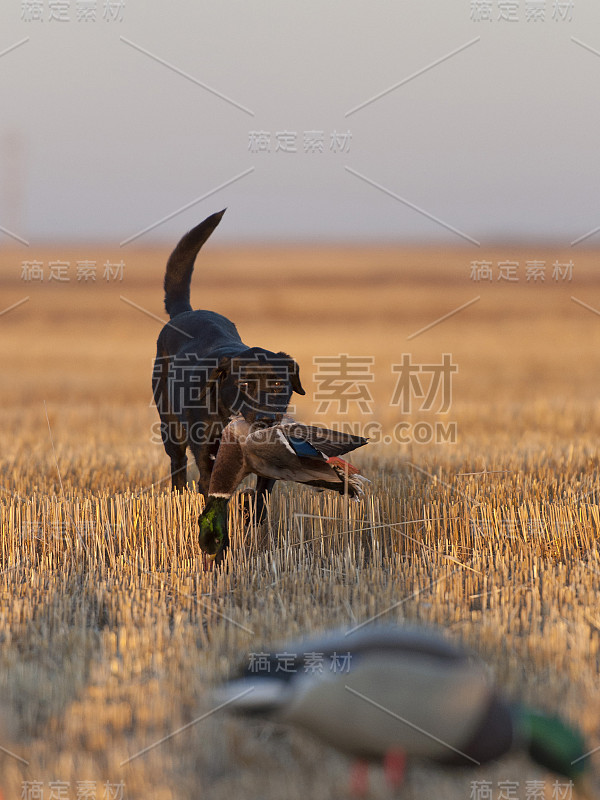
left=516, top=706, right=588, bottom=782
left=198, top=496, right=229, bottom=563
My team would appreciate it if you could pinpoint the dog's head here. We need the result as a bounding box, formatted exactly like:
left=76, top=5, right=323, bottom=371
left=215, top=347, right=305, bottom=425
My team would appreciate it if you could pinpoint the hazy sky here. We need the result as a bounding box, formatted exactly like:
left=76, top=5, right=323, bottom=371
left=2, top=0, right=600, bottom=246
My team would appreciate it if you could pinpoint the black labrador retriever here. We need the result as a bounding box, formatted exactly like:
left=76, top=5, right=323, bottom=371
left=152, top=209, right=305, bottom=521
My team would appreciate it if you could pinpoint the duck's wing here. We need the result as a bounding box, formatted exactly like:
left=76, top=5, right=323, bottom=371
left=286, top=434, right=325, bottom=460
left=325, top=458, right=369, bottom=499
left=219, top=626, right=471, bottom=698
left=216, top=624, right=467, bottom=711
left=279, top=423, right=368, bottom=458
left=236, top=624, right=471, bottom=678
left=242, top=425, right=367, bottom=490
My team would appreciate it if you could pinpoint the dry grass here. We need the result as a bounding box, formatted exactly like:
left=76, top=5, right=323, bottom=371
left=1, top=243, right=600, bottom=798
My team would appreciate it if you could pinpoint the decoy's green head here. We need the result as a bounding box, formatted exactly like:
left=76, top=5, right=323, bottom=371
left=518, top=707, right=588, bottom=782
left=198, top=496, right=229, bottom=562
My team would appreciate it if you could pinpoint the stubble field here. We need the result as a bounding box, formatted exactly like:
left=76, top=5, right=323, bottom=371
left=1, top=242, right=600, bottom=799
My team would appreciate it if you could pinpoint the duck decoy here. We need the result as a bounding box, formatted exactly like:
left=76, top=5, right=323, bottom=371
left=216, top=624, right=591, bottom=795
left=198, top=416, right=368, bottom=562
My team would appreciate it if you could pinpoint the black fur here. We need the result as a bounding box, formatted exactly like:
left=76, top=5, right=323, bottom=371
left=163, top=210, right=225, bottom=318
left=152, top=210, right=305, bottom=521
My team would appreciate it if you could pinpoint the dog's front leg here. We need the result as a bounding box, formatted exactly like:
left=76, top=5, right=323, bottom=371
left=159, top=423, right=188, bottom=492
left=170, top=454, right=188, bottom=491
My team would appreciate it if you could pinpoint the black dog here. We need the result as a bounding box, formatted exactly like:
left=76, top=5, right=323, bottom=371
left=152, top=209, right=305, bottom=521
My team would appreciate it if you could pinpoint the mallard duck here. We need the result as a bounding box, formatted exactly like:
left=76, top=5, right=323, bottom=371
left=216, top=624, right=591, bottom=795
left=198, top=416, right=368, bottom=562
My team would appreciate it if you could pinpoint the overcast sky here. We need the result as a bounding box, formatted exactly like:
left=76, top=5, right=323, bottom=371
left=2, top=0, right=600, bottom=247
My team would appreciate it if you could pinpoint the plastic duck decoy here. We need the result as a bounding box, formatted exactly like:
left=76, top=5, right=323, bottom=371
left=216, top=624, right=591, bottom=796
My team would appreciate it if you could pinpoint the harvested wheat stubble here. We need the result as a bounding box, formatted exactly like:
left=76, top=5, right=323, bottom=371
left=0, top=441, right=599, bottom=798
left=2, top=246, right=600, bottom=797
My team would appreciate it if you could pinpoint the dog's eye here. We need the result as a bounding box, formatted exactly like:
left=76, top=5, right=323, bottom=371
left=239, top=380, right=258, bottom=396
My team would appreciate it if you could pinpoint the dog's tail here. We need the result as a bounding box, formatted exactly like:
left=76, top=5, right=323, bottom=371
left=163, top=209, right=226, bottom=318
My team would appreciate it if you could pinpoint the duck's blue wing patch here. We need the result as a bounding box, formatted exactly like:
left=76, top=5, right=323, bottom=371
left=288, top=436, right=323, bottom=459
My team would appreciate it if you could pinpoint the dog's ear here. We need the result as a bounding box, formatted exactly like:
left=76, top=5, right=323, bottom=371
left=290, top=361, right=305, bottom=395
left=278, top=353, right=305, bottom=396
left=213, top=356, right=231, bottom=381
left=204, top=357, right=231, bottom=412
